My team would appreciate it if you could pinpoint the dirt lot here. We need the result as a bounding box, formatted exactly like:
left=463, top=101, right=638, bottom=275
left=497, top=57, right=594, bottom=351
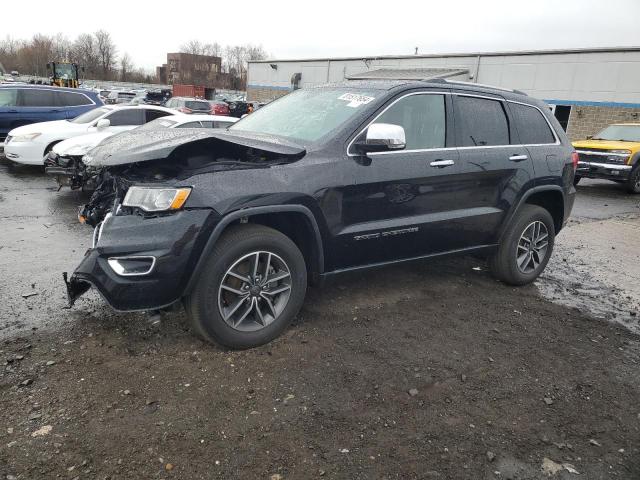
left=1, top=158, right=639, bottom=479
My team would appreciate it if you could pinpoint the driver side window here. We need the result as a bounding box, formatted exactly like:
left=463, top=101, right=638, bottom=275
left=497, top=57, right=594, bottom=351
left=373, top=94, right=446, bottom=150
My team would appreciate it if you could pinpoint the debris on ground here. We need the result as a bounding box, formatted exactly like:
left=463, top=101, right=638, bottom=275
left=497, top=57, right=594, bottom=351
left=31, top=425, right=52, bottom=437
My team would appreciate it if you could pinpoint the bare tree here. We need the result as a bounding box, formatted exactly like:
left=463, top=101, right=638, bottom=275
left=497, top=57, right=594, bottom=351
left=70, top=33, right=98, bottom=77
left=120, top=52, right=133, bottom=81
left=0, top=36, right=22, bottom=72
left=180, top=40, right=206, bottom=56
left=244, top=44, right=268, bottom=63
left=52, top=33, right=71, bottom=62
left=181, top=40, right=223, bottom=58
left=95, top=30, right=117, bottom=79
left=22, top=34, right=54, bottom=76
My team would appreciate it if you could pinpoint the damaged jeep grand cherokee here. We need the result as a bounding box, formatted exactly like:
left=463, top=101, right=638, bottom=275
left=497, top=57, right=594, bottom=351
left=65, top=79, right=577, bottom=349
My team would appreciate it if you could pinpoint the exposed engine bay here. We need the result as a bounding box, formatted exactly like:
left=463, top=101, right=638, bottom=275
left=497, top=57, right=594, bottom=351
left=76, top=131, right=306, bottom=227
left=45, top=152, right=99, bottom=191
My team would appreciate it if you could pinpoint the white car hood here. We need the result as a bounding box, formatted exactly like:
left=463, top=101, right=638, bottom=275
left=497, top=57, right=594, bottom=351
left=53, top=131, right=116, bottom=156
left=9, top=119, right=89, bottom=136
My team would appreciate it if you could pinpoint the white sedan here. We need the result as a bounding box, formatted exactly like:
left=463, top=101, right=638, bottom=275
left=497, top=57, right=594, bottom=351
left=51, top=114, right=238, bottom=159
left=4, top=105, right=177, bottom=165
left=46, top=114, right=239, bottom=191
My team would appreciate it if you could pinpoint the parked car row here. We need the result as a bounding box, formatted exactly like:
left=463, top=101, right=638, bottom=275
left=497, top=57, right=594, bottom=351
left=11, top=78, right=636, bottom=351
left=45, top=114, right=237, bottom=191
left=4, top=105, right=177, bottom=164
left=0, top=85, right=103, bottom=145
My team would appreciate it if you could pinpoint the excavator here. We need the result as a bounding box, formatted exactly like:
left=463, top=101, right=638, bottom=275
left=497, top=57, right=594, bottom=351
left=46, top=62, right=82, bottom=88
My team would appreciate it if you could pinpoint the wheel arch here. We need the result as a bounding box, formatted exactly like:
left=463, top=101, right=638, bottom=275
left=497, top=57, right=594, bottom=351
left=501, top=186, right=565, bottom=240
left=44, top=139, right=63, bottom=155
left=184, top=205, right=325, bottom=295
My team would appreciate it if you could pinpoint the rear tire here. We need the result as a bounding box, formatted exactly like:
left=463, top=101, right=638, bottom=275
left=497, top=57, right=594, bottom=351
left=187, top=224, right=307, bottom=349
left=490, top=205, right=555, bottom=286
left=626, top=167, right=640, bottom=194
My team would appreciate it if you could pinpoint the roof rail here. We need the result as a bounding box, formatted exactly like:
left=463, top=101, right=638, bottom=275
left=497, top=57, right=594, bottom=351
left=429, top=78, right=528, bottom=96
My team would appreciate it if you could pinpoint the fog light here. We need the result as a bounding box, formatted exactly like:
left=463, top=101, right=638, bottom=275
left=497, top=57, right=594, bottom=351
left=108, top=256, right=156, bottom=276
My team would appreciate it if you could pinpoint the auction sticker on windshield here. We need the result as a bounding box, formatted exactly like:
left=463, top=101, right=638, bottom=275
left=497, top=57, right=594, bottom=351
left=338, top=93, right=375, bottom=108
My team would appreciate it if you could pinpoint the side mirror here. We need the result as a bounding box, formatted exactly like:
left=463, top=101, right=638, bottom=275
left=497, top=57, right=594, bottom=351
left=96, top=118, right=110, bottom=130
left=355, top=123, right=406, bottom=154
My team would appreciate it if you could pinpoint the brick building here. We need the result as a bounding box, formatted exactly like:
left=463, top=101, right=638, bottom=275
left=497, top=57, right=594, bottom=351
left=247, top=47, right=640, bottom=140
left=156, top=52, right=234, bottom=90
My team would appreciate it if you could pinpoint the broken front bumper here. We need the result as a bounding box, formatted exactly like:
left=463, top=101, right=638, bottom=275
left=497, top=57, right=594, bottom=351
left=65, top=207, right=218, bottom=311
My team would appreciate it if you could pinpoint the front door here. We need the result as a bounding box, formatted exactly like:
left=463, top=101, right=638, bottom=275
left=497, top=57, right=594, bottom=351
left=329, top=91, right=466, bottom=270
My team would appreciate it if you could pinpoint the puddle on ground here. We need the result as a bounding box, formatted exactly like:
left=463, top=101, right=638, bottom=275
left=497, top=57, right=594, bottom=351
left=537, top=230, right=640, bottom=335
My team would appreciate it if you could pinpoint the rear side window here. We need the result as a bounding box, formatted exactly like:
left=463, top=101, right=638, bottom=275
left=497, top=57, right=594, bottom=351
left=176, top=121, right=202, bottom=128
left=106, top=109, right=144, bottom=126
left=55, top=91, right=92, bottom=107
left=455, top=96, right=509, bottom=147
left=145, top=109, right=171, bottom=122
left=0, top=88, right=18, bottom=107
left=509, top=103, right=556, bottom=145
left=213, top=121, right=235, bottom=128
left=19, top=89, right=56, bottom=107
left=373, top=94, right=446, bottom=150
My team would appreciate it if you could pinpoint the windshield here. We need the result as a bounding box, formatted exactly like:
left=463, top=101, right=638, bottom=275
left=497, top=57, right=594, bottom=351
left=70, top=107, right=110, bottom=124
left=230, top=88, right=381, bottom=143
left=136, top=118, right=178, bottom=130
left=53, top=63, right=76, bottom=80
left=593, top=124, right=640, bottom=142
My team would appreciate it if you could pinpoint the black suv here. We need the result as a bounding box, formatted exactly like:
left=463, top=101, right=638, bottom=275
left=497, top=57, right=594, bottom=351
left=65, top=79, right=576, bottom=348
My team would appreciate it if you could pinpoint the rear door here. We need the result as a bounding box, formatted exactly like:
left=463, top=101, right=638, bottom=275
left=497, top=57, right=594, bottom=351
left=452, top=93, right=534, bottom=246
left=17, top=88, right=66, bottom=125
left=333, top=91, right=463, bottom=269
left=102, top=108, right=145, bottom=133
left=0, top=88, right=19, bottom=141
left=53, top=90, right=95, bottom=119
left=506, top=100, right=564, bottom=182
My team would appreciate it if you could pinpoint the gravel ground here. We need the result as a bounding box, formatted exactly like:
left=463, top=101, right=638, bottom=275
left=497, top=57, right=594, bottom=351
left=1, top=158, right=639, bottom=479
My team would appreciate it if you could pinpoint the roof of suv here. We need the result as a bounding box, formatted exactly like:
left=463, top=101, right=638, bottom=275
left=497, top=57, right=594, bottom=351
left=0, top=84, right=99, bottom=95
left=328, top=79, right=530, bottom=102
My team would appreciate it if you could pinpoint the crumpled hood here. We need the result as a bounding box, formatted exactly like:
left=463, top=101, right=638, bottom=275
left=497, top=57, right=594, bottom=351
left=53, top=130, right=116, bottom=156
left=82, top=129, right=306, bottom=167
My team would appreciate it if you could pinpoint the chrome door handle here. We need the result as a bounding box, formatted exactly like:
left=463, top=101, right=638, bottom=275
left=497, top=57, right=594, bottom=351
left=509, top=154, right=528, bottom=162
left=430, top=159, right=455, bottom=168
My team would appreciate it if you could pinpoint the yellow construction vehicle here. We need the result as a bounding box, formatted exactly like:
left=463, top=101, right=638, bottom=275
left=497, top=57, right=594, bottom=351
left=46, top=62, right=82, bottom=88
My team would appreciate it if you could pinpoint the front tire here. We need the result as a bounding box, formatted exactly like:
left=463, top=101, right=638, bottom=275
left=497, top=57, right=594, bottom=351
left=626, top=167, right=640, bottom=194
left=573, top=175, right=581, bottom=186
left=490, top=205, right=555, bottom=286
left=187, top=224, right=307, bottom=349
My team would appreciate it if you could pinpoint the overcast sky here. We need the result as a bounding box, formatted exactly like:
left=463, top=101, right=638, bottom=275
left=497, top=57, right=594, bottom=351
left=3, top=0, right=640, bottom=70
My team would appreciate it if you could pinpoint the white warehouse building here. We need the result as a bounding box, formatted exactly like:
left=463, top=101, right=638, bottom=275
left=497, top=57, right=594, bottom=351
left=246, top=47, right=640, bottom=140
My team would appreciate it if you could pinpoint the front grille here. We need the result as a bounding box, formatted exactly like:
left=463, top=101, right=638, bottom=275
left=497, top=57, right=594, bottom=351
left=577, top=150, right=628, bottom=165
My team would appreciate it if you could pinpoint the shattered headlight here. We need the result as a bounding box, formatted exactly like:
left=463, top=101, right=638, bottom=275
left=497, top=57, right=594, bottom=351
left=11, top=133, right=41, bottom=142
left=122, top=186, right=191, bottom=212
